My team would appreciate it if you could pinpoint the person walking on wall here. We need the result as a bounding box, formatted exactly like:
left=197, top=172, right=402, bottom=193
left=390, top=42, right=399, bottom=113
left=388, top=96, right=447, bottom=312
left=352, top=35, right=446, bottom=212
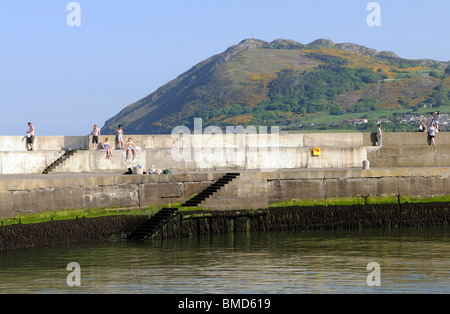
left=376, top=124, right=382, bottom=147
left=91, top=125, right=101, bottom=150
left=115, top=125, right=124, bottom=150
left=26, top=122, right=35, bottom=151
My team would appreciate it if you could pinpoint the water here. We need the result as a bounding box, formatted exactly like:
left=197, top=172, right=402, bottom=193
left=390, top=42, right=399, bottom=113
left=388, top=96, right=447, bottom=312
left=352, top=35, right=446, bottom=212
left=0, top=226, right=448, bottom=294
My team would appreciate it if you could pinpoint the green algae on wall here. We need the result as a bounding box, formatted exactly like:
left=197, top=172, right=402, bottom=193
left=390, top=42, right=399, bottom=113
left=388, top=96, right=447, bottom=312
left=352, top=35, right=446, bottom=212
left=0, top=215, right=148, bottom=252
left=269, top=195, right=450, bottom=208
left=155, top=203, right=450, bottom=240
left=1, top=201, right=449, bottom=252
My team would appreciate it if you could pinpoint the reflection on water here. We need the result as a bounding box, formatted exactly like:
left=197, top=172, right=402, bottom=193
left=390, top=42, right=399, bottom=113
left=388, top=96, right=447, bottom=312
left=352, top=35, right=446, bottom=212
left=0, top=226, right=448, bottom=294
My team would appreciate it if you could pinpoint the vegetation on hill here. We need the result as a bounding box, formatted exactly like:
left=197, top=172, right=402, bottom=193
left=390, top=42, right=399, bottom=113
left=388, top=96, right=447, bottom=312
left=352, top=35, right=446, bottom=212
left=102, top=38, right=450, bottom=134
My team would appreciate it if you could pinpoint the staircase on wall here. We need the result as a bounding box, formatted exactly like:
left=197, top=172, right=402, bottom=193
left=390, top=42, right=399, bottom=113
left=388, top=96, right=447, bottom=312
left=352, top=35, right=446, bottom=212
left=181, top=172, right=240, bottom=207
left=126, top=172, right=241, bottom=241
left=42, top=150, right=78, bottom=174
left=126, top=207, right=179, bottom=241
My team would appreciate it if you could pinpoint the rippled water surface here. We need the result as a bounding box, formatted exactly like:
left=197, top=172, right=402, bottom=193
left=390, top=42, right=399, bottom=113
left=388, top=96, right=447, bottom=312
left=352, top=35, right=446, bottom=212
left=0, top=226, right=448, bottom=294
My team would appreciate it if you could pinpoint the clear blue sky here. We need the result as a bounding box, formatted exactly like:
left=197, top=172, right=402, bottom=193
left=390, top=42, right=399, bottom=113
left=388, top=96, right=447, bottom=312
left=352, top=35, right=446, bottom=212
left=1, top=0, right=449, bottom=135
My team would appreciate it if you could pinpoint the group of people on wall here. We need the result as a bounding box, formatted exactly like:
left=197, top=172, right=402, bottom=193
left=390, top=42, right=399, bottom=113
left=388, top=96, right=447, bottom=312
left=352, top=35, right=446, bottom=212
left=25, top=112, right=445, bottom=154
left=24, top=122, right=136, bottom=159
left=90, top=124, right=137, bottom=159
left=375, top=111, right=442, bottom=147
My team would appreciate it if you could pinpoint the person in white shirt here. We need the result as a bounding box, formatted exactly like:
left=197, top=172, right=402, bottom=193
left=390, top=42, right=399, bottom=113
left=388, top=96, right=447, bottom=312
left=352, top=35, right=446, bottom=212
left=428, top=123, right=437, bottom=146
left=376, top=124, right=382, bottom=147
left=433, top=112, right=441, bottom=131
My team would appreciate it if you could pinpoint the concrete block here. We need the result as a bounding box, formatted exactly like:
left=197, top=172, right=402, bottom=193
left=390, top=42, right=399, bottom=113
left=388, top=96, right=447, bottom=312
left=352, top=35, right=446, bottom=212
left=303, top=133, right=363, bottom=147
left=0, top=191, right=14, bottom=220
left=139, top=182, right=185, bottom=207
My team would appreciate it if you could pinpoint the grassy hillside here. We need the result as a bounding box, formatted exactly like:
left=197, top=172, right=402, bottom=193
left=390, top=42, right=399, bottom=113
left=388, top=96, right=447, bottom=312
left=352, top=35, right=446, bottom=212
left=102, top=38, right=450, bottom=134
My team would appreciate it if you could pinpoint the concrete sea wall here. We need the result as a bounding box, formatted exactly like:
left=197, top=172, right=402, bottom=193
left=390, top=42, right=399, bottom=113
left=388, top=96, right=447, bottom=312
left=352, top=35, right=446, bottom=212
left=1, top=132, right=450, bottom=174
left=201, top=168, right=450, bottom=210
left=1, top=168, right=449, bottom=220
left=1, top=132, right=449, bottom=251
left=0, top=173, right=223, bottom=220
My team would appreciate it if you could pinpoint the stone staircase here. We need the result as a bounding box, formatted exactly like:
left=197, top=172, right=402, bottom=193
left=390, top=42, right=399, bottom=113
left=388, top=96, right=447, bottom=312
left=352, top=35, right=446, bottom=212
left=181, top=173, right=240, bottom=207
left=42, top=150, right=78, bottom=174
left=126, top=207, right=179, bottom=241
left=126, top=173, right=241, bottom=241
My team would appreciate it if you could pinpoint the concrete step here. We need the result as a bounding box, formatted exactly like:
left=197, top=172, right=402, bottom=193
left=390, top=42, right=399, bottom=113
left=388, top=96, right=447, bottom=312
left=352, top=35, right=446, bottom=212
left=179, top=173, right=241, bottom=208
left=126, top=208, right=179, bottom=241
left=42, top=150, right=78, bottom=174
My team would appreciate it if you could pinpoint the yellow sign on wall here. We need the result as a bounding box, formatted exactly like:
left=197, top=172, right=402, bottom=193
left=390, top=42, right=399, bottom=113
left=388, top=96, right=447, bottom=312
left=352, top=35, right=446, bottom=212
left=313, top=148, right=321, bottom=156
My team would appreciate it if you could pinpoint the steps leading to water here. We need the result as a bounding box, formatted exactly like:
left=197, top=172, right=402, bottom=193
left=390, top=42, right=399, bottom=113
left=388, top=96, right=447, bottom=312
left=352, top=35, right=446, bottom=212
left=126, top=207, right=178, bottom=241
left=126, top=173, right=240, bottom=241
left=42, top=150, right=78, bottom=174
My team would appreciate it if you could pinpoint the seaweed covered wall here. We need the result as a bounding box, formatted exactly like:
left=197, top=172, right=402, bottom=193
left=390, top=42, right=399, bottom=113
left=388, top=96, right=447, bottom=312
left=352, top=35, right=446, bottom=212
left=1, top=203, right=449, bottom=251
left=156, top=203, right=450, bottom=240
left=0, top=215, right=148, bottom=252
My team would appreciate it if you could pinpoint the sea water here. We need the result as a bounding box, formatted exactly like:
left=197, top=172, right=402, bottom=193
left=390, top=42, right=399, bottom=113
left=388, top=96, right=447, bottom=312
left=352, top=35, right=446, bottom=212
left=0, top=226, right=448, bottom=294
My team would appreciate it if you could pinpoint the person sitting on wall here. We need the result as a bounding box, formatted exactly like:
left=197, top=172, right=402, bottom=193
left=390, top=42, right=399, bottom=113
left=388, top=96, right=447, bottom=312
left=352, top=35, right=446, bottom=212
left=102, top=138, right=113, bottom=157
left=125, top=138, right=136, bottom=160
left=419, top=121, right=427, bottom=132
left=123, top=168, right=133, bottom=175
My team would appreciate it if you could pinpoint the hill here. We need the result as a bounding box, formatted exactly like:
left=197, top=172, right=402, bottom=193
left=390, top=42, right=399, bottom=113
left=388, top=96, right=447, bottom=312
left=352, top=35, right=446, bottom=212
left=102, top=38, right=450, bottom=134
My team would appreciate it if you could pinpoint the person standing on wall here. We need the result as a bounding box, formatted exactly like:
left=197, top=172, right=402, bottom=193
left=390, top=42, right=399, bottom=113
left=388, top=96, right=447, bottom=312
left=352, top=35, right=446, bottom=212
left=115, top=125, right=124, bottom=150
left=433, top=112, right=441, bottom=131
left=91, top=125, right=101, bottom=150
left=376, top=124, right=382, bottom=147
left=27, top=122, right=35, bottom=151
left=428, top=123, right=437, bottom=146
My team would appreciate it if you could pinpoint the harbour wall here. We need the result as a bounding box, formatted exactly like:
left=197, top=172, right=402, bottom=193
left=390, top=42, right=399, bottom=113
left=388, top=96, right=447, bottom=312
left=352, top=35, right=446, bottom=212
left=1, top=168, right=449, bottom=220
left=1, top=132, right=450, bottom=174
left=0, top=173, right=222, bottom=220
